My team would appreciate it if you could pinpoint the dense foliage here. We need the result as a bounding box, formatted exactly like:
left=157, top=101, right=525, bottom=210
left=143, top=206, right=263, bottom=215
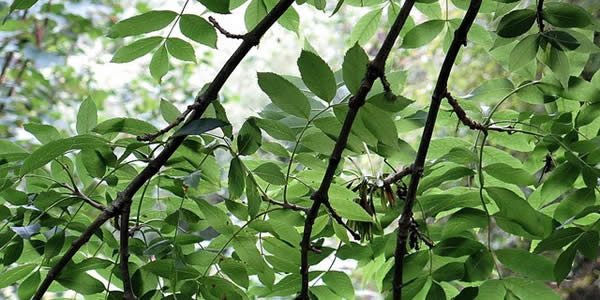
left=1, top=0, right=600, bottom=299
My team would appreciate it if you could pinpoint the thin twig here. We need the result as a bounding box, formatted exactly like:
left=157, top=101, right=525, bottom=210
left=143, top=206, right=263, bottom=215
left=323, top=200, right=361, bottom=240
left=137, top=102, right=199, bottom=141
left=209, top=16, right=245, bottom=39
left=32, top=1, right=297, bottom=298
left=383, top=164, right=413, bottom=186
left=296, top=0, right=417, bottom=298
left=393, top=1, right=482, bottom=299
left=445, top=92, right=486, bottom=132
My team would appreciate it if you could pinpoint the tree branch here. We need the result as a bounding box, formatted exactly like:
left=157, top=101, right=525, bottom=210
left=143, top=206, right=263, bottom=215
left=383, top=164, right=413, bottom=186
left=393, top=1, right=482, bottom=299
left=137, top=102, right=199, bottom=142
left=323, top=200, right=360, bottom=240
left=32, top=1, right=297, bottom=298
left=296, top=1, right=416, bottom=298
left=209, top=16, right=245, bottom=39
left=445, top=92, right=487, bottom=132
left=536, top=0, right=545, bottom=33
left=120, top=201, right=135, bottom=300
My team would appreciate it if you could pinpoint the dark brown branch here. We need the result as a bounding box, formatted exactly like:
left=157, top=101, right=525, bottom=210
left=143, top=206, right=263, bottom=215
left=323, top=200, right=361, bottom=240
left=32, top=1, right=297, bottom=298
left=120, top=200, right=135, bottom=300
left=137, top=102, right=199, bottom=141
left=296, top=1, right=416, bottom=299
left=383, top=164, right=413, bottom=186
left=536, top=0, right=545, bottom=32
left=445, top=92, right=487, bottom=132
left=393, top=1, right=482, bottom=299
left=209, top=16, right=245, bottom=39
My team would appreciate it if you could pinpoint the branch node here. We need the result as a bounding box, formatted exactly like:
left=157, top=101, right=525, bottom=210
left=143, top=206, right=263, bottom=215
left=445, top=92, right=487, bottom=133
left=208, top=16, right=245, bottom=39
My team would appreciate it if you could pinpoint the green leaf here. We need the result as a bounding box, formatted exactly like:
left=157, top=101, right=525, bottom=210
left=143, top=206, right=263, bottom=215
left=504, top=278, right=561, bottom=300
left=495, top=248, right=554, bottom=281
left=555, top=188, right=596, bottom=223
left=245, top=0, right=268, bottom=31
left=541, top=162, right=579, bottom=204
left=330, top=197, right=373, bottom=222
left=173, top=118, right=229, bottom=137
left=111, top=36, right=163, bottom=63
left=166, top=37, right=196, bottom=62
left=322, top=271, right=354, bottom=299
left=534, top=227, right=583, bottom=253
left=257, top=72, right=311, bottom=119
left=24, top=123, right=61, bottom=144
left=496, top=9, right=536, bottom=38
left=253, top=118, right=296, bottom=141
left=442, top=208, right=488, bottom=238
left=219, top=258, right=249, bottom=288
left=297, top=50, right=336, bottom=102
left=9, top=0, right=37, bottom=12
left=540, top=30, right=580, bottom=51
left=433, top=237, right=485, bottom=257
left=576, top=103, right=600, bottom=127
left=278, top=5, right=300, bottom=34
left=483, top=163, right=537, bottom=186
left=463, top=250, right=494, bottom=282
left=44, top=230, right=65, bottom=259
left=246, top=174, right=261, bottom=218
left=197, top=0, right=230, bottom=14
left=17, top=271, right=40, bottom=300
left=432, top=262, right=465, bottom=282
left=426, top=282, right=447, bottom=300
left=253, top=162, right=285, bottom=185
left=542, top=3, right=591, bottom=29
left=0, top=264, right=35, bottom=288
left=56, top=272, right=105, bottom=295
left=228, top=157, right=245, bottom=199
left=81, top=149, right=106, bottom=178
left=150, top=44, right=169, bottom=82
left=464, top=78, right=514, bottom=103
left=179, top=14, right=217, bottom=48
left=360, top=103, right=398, bottom=147
left=509, top=34, right=538, bottom=72
left=76, top=97, right=98, bottom=135
left=20, top=135, right=107, bottom=176
left=93, top=118, right=158, bottom=135
left=237, top=118, right=262, bottom=155
left=108, top=10, right=177, bottom=38
left=476, top=280, right=506, bottom=300
left=342, top=44, right=369, bottom=95
left=544, top=45, right=570, bottom=89
left=160, top=98, right=181, bottom=123
left=577, top=231, right=599, bottom=260
left=350, top=8, right=382, bottom=46
left=402, top=20, right=445, bottom=49
left=486, top=187, right=550, bottom=238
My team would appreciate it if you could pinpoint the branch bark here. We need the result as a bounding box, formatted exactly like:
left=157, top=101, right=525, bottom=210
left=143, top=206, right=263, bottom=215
left=120, top=200, right=134, bottom=300
left=296, top=1, right=416, bottom=298
left=393, top=0, right=482, bottom=299
left=32, top=1, right=296, bottom=299
left=536, top=0, right=545, bottom=33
